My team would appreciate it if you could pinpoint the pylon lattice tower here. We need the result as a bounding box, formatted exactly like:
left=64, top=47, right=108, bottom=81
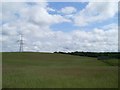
left=19, top=34, right=24, bottom=52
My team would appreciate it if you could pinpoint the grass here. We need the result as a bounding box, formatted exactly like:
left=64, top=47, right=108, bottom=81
left=99, top=59, right=118, bottom=66
left=2, top=52, right=118, bottom=88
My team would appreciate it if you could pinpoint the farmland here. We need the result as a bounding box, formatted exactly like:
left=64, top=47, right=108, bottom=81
left=2, top=52, right=118, bottom=88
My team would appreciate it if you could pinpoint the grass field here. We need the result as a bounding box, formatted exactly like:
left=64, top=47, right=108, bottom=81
left=2, top=52, right=118, bottom=88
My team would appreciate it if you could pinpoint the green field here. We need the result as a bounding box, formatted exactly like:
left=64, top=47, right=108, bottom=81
left=2, top=52, right=118, bottom=88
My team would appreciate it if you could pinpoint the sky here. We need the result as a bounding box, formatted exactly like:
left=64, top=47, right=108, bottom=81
left=1, top=1, right=119, bottom=52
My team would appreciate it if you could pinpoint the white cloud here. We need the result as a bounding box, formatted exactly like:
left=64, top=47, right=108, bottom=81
left=60, top=6, right=77, bottom=15
left=2, top=3, right=27, bottom=23
left=0, top=3, right=2, bottom=24
left=2, top=2, right=70, bottom=25
left=2, top=20, right=118, bottom=52
left=23, top=4, right=71, bottom=26
left=74, top=2, right=118, bottom=26
left=47, top=7, right=56, bottom=12
left=1, top=2, right=118, bottom=52
left=70, top=24, right=118, bottom=52
left=1, top=0, right=119, bottom=2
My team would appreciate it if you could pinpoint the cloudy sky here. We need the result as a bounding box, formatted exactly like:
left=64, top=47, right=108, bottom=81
left=1, top=1, right=118, bottom=52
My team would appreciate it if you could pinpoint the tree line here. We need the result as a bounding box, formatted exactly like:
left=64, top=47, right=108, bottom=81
left=54, top=51, right=120, bottom=60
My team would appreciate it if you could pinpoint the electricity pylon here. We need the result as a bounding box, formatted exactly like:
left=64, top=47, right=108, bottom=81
left=18, top=34, right=24, bottom=52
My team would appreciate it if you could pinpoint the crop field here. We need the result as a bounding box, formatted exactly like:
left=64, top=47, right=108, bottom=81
left=2, top=52, right=118, bottom=88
